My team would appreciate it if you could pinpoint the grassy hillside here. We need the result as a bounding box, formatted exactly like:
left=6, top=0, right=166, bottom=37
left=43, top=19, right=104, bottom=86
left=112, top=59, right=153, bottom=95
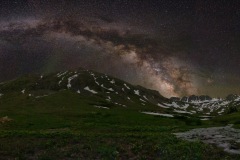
left=0, top=69, right=240, bottom=159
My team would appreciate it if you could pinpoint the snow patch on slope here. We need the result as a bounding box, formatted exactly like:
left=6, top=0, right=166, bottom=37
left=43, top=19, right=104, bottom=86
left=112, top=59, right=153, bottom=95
left=124, top=83, right=130, bottom=89
left=157, top=103, right=169, bottom=108
left=141, top=112, right=174, bottom=117
left=84, top=86, right=98, bottom=94
left=57, top=71, right=68, bottom=78
left=21, top=89, right=25, bottom=94
left=94, top=105, right=109, bottom=109
left=134, top=90, right=140, bottom=96
left=67, top=74, right=78, bottom=88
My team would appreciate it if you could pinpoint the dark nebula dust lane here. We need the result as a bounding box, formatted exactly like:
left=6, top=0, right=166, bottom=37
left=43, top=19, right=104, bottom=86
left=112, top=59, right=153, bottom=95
left=0, top=0, right=240, bottom=98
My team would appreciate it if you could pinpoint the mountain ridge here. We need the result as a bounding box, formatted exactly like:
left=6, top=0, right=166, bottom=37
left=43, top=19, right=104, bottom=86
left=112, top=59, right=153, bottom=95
left=0, top=68, right=239, bottom=119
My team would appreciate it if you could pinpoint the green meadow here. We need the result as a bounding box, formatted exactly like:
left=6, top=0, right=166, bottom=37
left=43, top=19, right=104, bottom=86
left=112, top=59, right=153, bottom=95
left=0, top=89, right=240, bottom=160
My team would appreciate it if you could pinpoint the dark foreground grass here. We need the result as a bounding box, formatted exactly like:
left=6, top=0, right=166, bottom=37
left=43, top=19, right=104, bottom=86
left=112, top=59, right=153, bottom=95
left=0, top=131, right=238, bottom=160
left=0, top=91, right=240, bottom=159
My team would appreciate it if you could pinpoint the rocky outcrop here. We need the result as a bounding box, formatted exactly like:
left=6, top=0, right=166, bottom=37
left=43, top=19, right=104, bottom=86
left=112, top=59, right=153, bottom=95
left=170, top=97, right=180, bottom=101
left=179, top=95, right=212, bottom=102
left=226, top=94, right=239, bottom=101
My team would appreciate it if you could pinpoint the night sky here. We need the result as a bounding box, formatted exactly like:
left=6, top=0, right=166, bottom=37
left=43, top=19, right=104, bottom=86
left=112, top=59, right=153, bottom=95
left=0, top=0, right=239, bottom=98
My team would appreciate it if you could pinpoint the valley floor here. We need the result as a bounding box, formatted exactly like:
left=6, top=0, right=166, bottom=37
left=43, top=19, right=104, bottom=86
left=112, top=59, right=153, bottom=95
left=1, top=127, right=240, bottom=160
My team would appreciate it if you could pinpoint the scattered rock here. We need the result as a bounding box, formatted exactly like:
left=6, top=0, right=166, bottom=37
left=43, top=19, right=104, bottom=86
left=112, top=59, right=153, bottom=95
left=174, top=124, right=240, bottom=154
left=0, top=116, right=13, bottom=124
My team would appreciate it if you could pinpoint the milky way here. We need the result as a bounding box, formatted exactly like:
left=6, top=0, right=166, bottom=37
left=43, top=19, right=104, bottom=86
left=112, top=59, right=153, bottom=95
left=0, top=0, right=239, bottom=98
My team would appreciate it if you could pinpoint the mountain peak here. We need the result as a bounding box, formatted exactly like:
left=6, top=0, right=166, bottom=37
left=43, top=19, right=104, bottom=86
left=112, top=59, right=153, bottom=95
left=0, top=69, right=239, bottom=118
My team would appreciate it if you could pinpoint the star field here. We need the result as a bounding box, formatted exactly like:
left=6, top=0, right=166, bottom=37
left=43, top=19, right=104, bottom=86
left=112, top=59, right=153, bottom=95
left=0, top=0, right=239, bottom=98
